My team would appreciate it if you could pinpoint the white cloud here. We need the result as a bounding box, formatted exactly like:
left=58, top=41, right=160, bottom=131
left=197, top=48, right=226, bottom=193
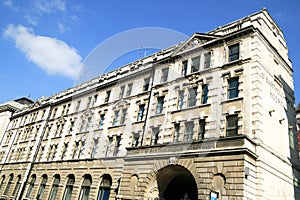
left=33, top=0, right=65, bottom=14
left=4, top=0, right=20, bottom=11
left=57, top=22, right=66, bottom=33
left=24, top=15, right=38, bottom=26
left=4, top=24, right=82, bottom=79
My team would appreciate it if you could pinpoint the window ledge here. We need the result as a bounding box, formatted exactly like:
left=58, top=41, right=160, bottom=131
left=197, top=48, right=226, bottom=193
left=150, top=113, right=165, bottom=118
left=108, top=124, right=126, bottom=129
left=171, top=103, right=211, bottom=114
left=132, top=120, right=144, bottom=125
left=222, top=97, right=243, bottom=104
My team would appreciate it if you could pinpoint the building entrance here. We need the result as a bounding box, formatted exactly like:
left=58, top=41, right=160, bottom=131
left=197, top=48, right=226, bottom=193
left=156, top=165, right=198, bottom=200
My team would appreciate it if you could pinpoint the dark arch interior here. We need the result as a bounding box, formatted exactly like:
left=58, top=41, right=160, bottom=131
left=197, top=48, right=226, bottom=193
left=157, top=165, right=198, bottom=200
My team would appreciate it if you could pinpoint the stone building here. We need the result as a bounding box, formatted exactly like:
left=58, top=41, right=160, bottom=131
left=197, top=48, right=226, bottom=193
left=0, top=8, right=299, bottom=200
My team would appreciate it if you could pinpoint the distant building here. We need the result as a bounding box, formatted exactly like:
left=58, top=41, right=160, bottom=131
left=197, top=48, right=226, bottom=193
left=296, top=104, right=300, bottom=151
left=0, top=8, right=299, bottom=200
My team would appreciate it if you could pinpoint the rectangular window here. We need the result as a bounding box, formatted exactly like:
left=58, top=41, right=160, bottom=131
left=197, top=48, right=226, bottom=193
left=76, top=100, right=81, bottom=111
left=198, top=119, right=206, bottom=140
left=119, top=86, right=125, bottom=99
left=72, top=142, right=79, bottom=159
left=106, top=137, right=113, bottom=157
left=91, top=139, right=98, bottom=158
left=204, top=52, right=211, bottom=68
left=85, top=117, right=92, bottom=131
left=61, top=143, right=68, bottom=160
left=132, top=134, right=139, bottom=147
left=113, top=136, right=121, bottom=156
left=226, top=115, right=238, bottom=136
left=188, top=88, right=197, bottom=107
left=99, top=114, right=105, bottom=129
left=143, top=77, right=150, bottom=91
left=191, top=57, right=200, bottom=72
left=151, top=128, right=160, bottom=145
left=156, top=96, right=165, bottom=114
left=137, top=104, right=145, bottom=121
left=229, top=43, right=239, bottom=62
left=201, top=84, right=209, bottom=104
left=184, top=122, right=194, bottom=142
left=93, top=94, right=98, bottom=106
left=228, top=77, right=239, bottom=99
left=174, top=123, right=180, bottom=142
left=161, top=68, right=169, bottom=82
left=126, top=83, right=133, bottom=97
left=120, top=109, right=127, bottom=124
left=87, top=97, right=92, bottom=108
left=113, top=111, right=119, bottom=126
left=69, top=121, right=75, bottom=134
left=178, top=90, right=184, bottom=110
left=182, top=60, right=188, bottom=76
left=105, top=90, right=111, bottom=103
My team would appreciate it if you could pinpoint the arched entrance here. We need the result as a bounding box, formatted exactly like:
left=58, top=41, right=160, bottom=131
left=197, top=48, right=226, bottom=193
left=156, top=165, right=198, bottom=200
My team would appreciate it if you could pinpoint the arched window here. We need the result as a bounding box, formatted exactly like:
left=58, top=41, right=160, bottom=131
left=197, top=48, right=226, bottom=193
left=79, top=175, right=92, bottom=200
left=36, top=175, right=47, bottom=200
left=62, top=174, right=75, bottom=200
left=4, top=173, right=13, bottom=195
left=48, top=174, right=60, bottom=200
left=12, top=175, right=21, bottom=196
left=97, top=174, right=112, bottom=200
left=25, top=174, right=36, bottom=198
left=0, top=175, right=5, bottom=193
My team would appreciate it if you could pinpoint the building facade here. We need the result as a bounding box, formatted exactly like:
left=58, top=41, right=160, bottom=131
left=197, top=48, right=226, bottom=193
left=0, top=9, right=299, bottom=200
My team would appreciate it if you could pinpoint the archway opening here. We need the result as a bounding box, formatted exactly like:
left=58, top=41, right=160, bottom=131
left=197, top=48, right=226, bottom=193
left=157, top=165, right=198, bottom=200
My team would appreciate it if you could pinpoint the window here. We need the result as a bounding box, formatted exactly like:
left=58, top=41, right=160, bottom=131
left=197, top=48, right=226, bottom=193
left=178, top=90, right=184, bottom=110
left=36, top=175, right=47, bottom=200
left=91, top=138, right=98, bottom=158
left=191, top=57, right=200, bottom=72
left=198, top=119, right=206, bottom=140
left=201, top=84, right=209, bottom=104
left=79, top=175, right=92, bottom=200
left=78, top=141, right=85, bottom=158
left=105, top=137, right=113, bottom=157
left=61, top=143, right=68, bottom=160
left=126, top=83, right=133, bottom=97
left=156, top=96, right=165, bottom=114
left=76, top=100, right=81, bottom=111
left=132, top=134, right=139, bottom=147
left=113, top=111, right=119, bottom=126
left=69, top=121, right=75, bottom=134
left=93, top=94, right=98, bottom=106
left=228, top=77, right=239, bottom=99
left=62, top=175, right=75, bottom=200
left=151, top=128, right=159, bottom=145
left=161, top=68, right=169, bottom=82
left=229, top=43, right=239, bottom=62
left=143, top=77, right=150, bottom=91
left=4, top=174, right=13, bottom=195
left=188, top=88, right=197, bottom=107
left=72, top=142, right=79, bottom=159
left=226, top=115, right=238, bottom=136
left=184, top=122, right=194, bottom=142
left=204, top=52, right=211, bottom=68
left=99, top=114, right=105, bottom=129
left=0, top=175, right=5, bottom=192
left=87, top=97, right=92, bottom=108
left=182, top=60, right=188, bottom=76
left=48, top=175, right=60, bottom=200
left=113, top=136, right=121, bottom=156
left=105, top=90, right=111, bottom=103
left=97, top=175, right=112, bottom=200
left=26, top=175, right=36, bottom=198
left=174, top=123, right=180, bottom=142
left=137, top=104, right=145, bottom=121
left=38, top=147, right=44, bottom=161
left=120, top=109, right=127, bottom=124
left=119, top=86, right=125, bottom=99
left=52, top=108, right=57, bottom=119
left=12, top=175, right=21, bottom=196
left=85, top=117, right=92, bottom=131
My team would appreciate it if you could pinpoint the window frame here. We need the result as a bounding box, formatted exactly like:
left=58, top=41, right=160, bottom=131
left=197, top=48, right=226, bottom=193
left=191, top=56, right=200, bottom=73
left=161, top=68, right=169, bottom=82
left=156, top=96, right=165, bottom=114
left=204, top=52, right=211, bottom=68
left=229, top=43, right=240, bottom=62
left=226, top=115, right=239, bottom=137
left=137, top=104, right=145, bottom=121
left=227, top=77, right=239, bottom=99
left=184, top=122, right=194, bottom=142
left=201, top=84, right=209, bottom=104
left=188, top=88, right=197, bottom=107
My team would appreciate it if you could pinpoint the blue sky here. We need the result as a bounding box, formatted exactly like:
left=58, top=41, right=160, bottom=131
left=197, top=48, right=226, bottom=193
left=0, top=0, right=299, bottom=105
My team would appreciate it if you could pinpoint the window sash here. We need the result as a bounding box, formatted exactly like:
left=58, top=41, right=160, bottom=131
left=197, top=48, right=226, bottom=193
left=143, top=78, right=150, bottom=91
left=184, top=122, right=194, bottom=142
left=126, top=83, right=133, bottom=97
left=161, top=68, right=169, bottom=82
left=178, top=91, right=184, bottom=110
left=198, top=120, right=205, bottom=140
left=226, top=115, right=238, bottom=136
left=151, top=128, right=159, bottom=145
left=113, top=111, right=119, bottom=126
left=204, top=52, right=211, bottom=68
left=182, top=60, right=188, bottom=76
left=229, top=44, right=239, bottom=62
left=156, top=97, right=164, bottom=114
left=228, top=78, right=239, bottom=99
left=188, top=88, right=197, bottom=107
left=201, top=84, right=208, bottom=104
left=137, top=105, right=145, bottom=121
left=174, top=124, right=180, bottom=142
left=99, top=115, right=105, bottom=129
left=191, top=57, right=200, bottom=72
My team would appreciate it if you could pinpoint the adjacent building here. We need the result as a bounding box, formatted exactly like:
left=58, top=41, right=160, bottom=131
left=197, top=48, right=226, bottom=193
left=0, top=8, right=299, bottom=200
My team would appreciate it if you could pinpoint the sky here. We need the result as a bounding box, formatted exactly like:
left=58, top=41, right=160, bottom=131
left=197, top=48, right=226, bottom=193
left=0, top=0, right=299, bottom=105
